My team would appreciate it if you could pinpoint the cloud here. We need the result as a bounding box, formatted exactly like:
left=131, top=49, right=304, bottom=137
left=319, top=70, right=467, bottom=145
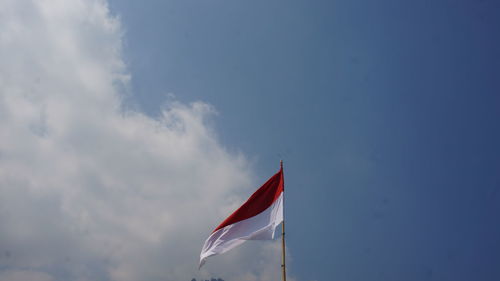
left=0, top=0, right=290, bottom=280
left=0, top=270, right=54, bottom=281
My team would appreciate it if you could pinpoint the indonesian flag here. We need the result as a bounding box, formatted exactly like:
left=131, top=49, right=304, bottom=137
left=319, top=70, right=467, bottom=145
left=199, top=167, right=284, bottom=268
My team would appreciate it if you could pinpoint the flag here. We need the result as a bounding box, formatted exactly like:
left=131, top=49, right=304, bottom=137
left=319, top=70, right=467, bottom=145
left=199, top=167, right=284, bottom=268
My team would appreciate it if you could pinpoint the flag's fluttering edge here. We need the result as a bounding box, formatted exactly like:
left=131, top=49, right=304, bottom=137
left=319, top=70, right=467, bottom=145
left=199, top=167, right=284, bottom=268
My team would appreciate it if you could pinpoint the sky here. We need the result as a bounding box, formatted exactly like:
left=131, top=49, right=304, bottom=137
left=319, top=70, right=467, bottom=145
left=0, top=0, right=499, bottom=281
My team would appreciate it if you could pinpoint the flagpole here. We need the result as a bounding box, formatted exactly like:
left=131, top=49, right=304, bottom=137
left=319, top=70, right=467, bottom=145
left=280, top=160, right=287, bottom=281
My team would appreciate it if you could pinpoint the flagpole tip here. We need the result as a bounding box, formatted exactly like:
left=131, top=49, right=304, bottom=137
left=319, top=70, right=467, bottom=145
left=280, top=160, right=283, bottom=169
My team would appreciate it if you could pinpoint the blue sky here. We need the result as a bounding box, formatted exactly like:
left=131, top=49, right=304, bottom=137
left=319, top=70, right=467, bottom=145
left=109, top=1, right=500, bottom=280
left=0, top=1, right=498, bottom=281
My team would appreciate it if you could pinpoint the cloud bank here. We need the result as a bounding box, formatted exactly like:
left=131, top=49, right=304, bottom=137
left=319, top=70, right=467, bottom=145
left=0, top=0, right=288, bottom=280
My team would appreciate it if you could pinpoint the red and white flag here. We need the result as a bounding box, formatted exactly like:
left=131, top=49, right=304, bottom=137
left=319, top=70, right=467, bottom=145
left=199, top=167, right=284, bottom=268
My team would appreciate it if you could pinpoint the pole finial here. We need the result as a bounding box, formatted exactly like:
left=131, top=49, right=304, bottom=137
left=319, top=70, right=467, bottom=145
left=280, top=159, right=283, bottom=169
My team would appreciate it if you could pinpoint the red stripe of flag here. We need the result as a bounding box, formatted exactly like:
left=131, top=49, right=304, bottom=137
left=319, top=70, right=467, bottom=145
left=213, top=168, right=284, bottom=233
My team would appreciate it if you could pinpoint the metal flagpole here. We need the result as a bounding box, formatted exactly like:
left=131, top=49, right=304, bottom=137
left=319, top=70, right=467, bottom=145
left=280, top=160, right=287, bottom=281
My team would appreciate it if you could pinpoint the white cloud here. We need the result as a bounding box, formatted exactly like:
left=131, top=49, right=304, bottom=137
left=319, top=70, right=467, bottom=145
left=0, top=0, right=290, bottom=280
